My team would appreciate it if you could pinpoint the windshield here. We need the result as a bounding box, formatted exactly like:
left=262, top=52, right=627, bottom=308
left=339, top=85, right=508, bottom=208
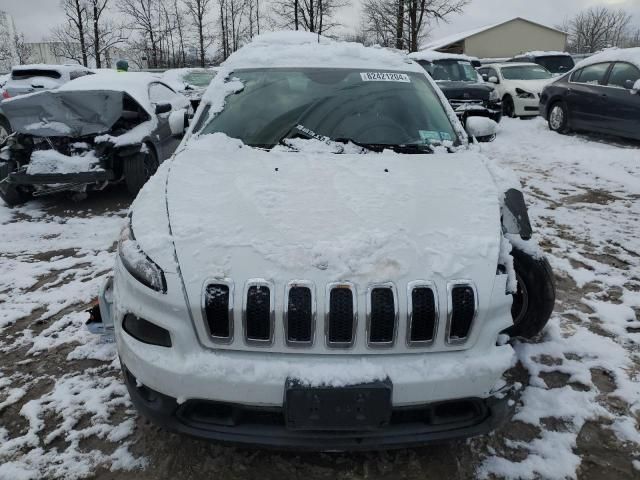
left=535, top=56, right=575, bottom=74
left=502, top=65, right=553, bottom=80
left=184, top=70, right=217, bottom=87
left=200, top=68, right=459, bottom=149
left=429, top=60, right=478, bottom=82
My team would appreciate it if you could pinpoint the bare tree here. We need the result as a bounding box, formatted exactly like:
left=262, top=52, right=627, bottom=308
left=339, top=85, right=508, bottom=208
left=565, top=7, right=632, bottom=53
left=273, top=0, right=346, bottom=34
left=55, top=0, right=90, bottom=66
left=184, top=0, right=215, bottom=67
left=362, top=0, right=468, bottom=51
left=118, top=0, right=161, bottom=67
left=13, top=33, right=33, bottom=64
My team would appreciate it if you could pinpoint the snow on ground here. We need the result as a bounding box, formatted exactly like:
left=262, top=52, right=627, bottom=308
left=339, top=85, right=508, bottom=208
left=0, top=118, right=638, bottom=479
left=476, top=118, right=640, bottom=479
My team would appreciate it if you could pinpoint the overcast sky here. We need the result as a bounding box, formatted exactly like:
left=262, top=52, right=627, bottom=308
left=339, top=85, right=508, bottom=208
left=1, top=0, right=639, bottom=43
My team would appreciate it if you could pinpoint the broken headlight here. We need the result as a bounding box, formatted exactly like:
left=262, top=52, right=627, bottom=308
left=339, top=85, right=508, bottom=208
left=118, top=220, right=167, bottom=293
left=489, top=88, right=500, bottom=102
left=516, top=88, right=534, bottom=99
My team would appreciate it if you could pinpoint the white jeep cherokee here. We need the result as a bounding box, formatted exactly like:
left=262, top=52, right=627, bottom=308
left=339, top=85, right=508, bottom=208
left=95, top=32, right=555, bottom=450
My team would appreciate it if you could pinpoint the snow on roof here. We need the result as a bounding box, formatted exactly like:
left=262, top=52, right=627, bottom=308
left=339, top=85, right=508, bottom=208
left=11, top=64, right=91, bottom=73
left=421, top=17, right=567, bottom=51
left=222, top=31, right=420, bottom=72
left=408, top=50, right=474, bottom=63
left=513, top=51, right=571, bottom=58
left=574, top=47, right=640, bottom=71
left=58, top=71, right=158, bottom=114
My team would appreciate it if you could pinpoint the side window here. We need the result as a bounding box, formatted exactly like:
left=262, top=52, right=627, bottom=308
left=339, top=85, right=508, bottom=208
left=574, top=63, right=611, bottom=85
left=149, top=83, right=179, bottom=104
left=571, top=68, right=583, bottom=83
left=607, top=62, right=640, bottom=89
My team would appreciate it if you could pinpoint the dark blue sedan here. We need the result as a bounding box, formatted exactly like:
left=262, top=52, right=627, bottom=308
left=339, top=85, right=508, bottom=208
left=540, top=50, right=640, bottom=141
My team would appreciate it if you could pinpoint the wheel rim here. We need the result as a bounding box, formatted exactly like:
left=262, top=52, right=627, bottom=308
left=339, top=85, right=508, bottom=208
left=511, top=271, right=529, bottom=325
left=549, top=105, right=564, bottom=131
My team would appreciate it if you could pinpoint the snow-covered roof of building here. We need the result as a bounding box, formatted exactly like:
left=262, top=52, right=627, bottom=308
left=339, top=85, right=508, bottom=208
left=421, top=17, right=568, bottom=51
left=222, top=31, right=421, bottom=72
left=408, top=51, right=474, bottom=63
left=574, top=47, right=640, bottom=70
left=58, top=71, right=158, bottom=114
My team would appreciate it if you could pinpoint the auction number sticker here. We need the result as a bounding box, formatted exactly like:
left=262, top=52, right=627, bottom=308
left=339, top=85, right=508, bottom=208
left=360, top=72, right=411, bottom=82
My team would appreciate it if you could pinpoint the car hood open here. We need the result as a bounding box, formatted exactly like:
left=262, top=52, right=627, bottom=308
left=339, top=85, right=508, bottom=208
left=2, top=90, right=126, bottom=137
left=162, top=135, right=503, bottom=329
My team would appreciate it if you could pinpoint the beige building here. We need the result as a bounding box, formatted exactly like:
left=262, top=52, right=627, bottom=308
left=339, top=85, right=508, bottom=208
left=422, top=17, right=568, bottom=59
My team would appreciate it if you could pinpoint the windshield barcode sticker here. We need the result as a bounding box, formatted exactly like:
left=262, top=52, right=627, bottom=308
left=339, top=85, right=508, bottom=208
left=360, top=72, right=410, bottom=82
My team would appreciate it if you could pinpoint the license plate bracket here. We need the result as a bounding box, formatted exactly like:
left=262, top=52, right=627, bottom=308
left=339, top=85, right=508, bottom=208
left=284, top=378, right=392, bottom=431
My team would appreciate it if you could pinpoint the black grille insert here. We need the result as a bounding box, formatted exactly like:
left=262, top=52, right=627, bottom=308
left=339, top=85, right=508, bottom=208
left=286, top=286, right=313, bottom=343
left=203, top=284, right=231, bottom=338
left=410, top=287, right=436, bottom=343
left=369, top=287, right=396, bottom=344
left=328, top=287, right=354, bottom=345
left=449, top=285, right=476, bottom=341
left=245, top=285, right=271, bottom=341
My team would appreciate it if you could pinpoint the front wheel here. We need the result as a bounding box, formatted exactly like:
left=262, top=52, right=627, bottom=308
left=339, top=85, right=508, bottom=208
left=548, top=102, right=570, bottom=134
left=504, top=247, right=556, bottom=339
left=123, top=145, right=159, bottom=196
left=503, top=96, right=516, bottom=118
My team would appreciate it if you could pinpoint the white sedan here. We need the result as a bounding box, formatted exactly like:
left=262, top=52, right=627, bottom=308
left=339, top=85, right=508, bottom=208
left=478, top=63, right=554, bottom=118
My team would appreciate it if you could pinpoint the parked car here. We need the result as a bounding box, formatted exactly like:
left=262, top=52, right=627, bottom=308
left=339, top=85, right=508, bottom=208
left=0, top=72, right=190, bottom=205
left=478, top=63, right=554, bottom=118
left=91, top=32, right=554, bottom=450
left=2, top=64, right=93, bottom=99
left=508, top=51, right=575, bottom=76
left=409, top=51, right=502, bottom=140
left=161, top=67, right=218, bottom=109
left=540, top=48, right=640, bottom=141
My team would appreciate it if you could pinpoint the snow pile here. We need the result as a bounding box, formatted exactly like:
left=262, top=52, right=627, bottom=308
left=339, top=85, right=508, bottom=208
left=26, top=149, right=103, bottom=175
left=222, top=31, right=419, bottom=71
left=477, top=117, right=640, bottom=479
left=574, top=47, right=640, bottom=70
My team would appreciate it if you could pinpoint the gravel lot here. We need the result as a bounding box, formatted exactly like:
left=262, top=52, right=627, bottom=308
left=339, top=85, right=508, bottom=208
left=0, top=117, right=639, bottom=479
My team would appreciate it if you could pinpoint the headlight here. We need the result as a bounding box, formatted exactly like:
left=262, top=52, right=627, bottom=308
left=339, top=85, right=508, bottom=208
left=118, top=221, right=167, bottom=293
left=489, top=89, right=500, bottom=101
left=516, top=88, right=535, bottom=99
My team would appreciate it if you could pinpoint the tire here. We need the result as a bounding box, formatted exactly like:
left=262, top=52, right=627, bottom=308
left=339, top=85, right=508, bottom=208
left=502, top=96, right=516, bottom=118
left=123, top=144, right=159, bottom=196
left=504, top=247, right=556, bottom=339
left=0, top=161, right=30, bottom=207
left=548, top=101, right=570, bottom=134
left=0, top=116, right=11, bottom=144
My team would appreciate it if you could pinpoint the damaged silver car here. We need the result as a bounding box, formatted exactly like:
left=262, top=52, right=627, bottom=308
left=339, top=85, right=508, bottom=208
left=0, top=72, right=190, bottom=206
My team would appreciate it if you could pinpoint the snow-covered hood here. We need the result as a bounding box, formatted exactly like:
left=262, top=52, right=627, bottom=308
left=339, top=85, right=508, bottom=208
left=2, top=90, right=126, bottom=137
left=506, top=78, right=552, bottom=94
left=163, top=135, right=502, bottom=310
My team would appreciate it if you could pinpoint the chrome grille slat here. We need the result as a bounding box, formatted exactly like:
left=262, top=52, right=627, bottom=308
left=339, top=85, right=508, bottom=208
left=325, top=282, right=357, bottom=348
left=243, top=279, right=274, bottom=346
left=407, top=281, right=438, bottom=347
left=201, top=279, right=234, bottom=343
left=367, top=283, right=398, bottom=347
left=446, top=281, right=478, bottom=345
left=284, top=281, right=315, bottom=346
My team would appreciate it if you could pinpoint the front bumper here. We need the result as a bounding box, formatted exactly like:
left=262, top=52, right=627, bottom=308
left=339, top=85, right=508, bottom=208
left=513, top=97, right=540, bottom=117
left=122, top=362, right=512, bottom=450
left=6, top=169, right=115, bottom=185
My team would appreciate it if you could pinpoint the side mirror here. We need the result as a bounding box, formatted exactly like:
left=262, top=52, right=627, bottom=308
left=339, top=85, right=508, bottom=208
left=155, top=102, right=172, bottom=115
left=169, top=109, right=187, bottom=137
left=489, top=76, right=499, bottom=84
left=465, top=116, right=498, bottom=142
left=482, top=74, right=488, bottom=81
left=627, top=79, right=640, bottom=93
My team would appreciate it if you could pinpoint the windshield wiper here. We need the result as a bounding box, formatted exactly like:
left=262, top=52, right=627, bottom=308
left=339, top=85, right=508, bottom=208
left=333, top=138, right=435, bottom=154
